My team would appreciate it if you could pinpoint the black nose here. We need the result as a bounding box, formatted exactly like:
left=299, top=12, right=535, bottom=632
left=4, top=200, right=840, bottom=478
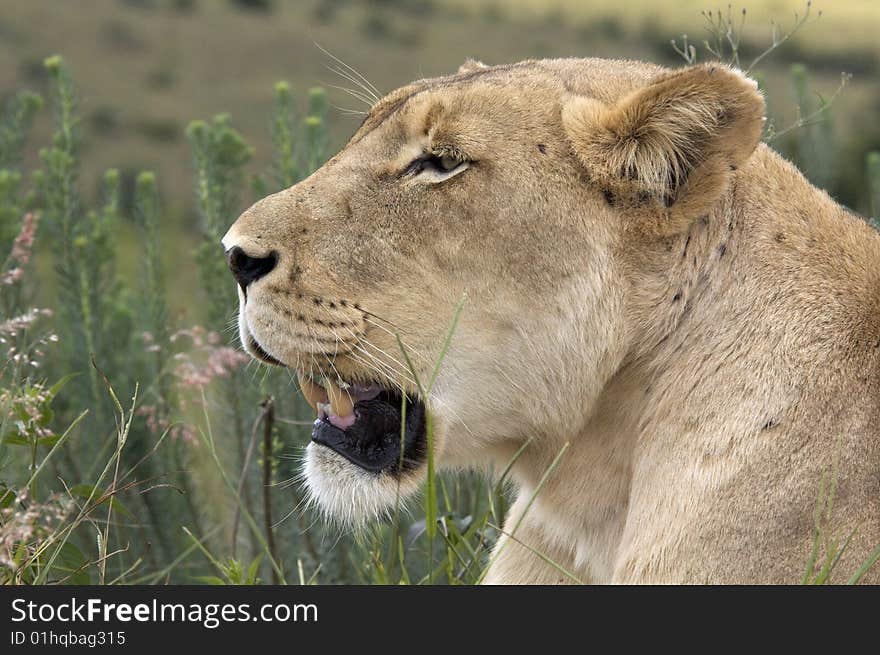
left=226, top=246, right=278, bottom=291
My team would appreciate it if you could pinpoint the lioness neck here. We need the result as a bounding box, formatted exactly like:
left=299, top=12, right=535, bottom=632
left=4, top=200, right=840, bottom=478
left=502, top=144, right=880, bottom=584
left=635, top=144, right=880, bottom=368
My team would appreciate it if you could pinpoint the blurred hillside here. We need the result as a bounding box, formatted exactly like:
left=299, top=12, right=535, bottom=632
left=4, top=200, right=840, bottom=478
left=2, top=0, right=879, bottom=311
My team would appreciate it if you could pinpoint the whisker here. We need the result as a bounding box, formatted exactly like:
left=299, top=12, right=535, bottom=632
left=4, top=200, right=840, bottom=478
left=492, top=362, right=527, bottom=395
left=358, top=307, right=407, bottom=332
left=323, top=82, right=376, bottom=108
left=315, top=43, right=382, bottom=100
left=325, top=63, right=381, bottom=105
left=332, top=104, right=369, bottom=117
left=431, top=395, right=477, bottom=439
left=360, top=336, right=425, bottom=384
left=339, top=325, right=418, bottom=388
left=272, top=501, right=304, bottom=529
left=362, top=317, right=434, bottom=369
left=344, top=345, right=405, bottom=387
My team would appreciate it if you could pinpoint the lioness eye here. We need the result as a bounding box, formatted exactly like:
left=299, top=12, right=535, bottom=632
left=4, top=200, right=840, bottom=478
left=435, top=154, right=459, bottom=172
left=405, top=152, right=468, bottom=181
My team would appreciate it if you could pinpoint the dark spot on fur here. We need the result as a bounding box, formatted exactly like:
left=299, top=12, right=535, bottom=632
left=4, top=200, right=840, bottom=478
left=301, top=227, right=308, bottom=235
left=282, top=308, right=291, bottom=316
left=729, top=164, right=737, bottom=171
left=603, top=189, right=616, bottom=206
left=292, top=331, right=351, bottom=344
left=761, top=418, right=778, bottom=431
left=718, top=243, right=727, bottom=258
left=329, top=302, right=336, bottom=309
left=775, top=232, right=786, bottom=243
left=314, top=318, right=324, bottom=326
left=637, top=191, right=652, bottom=204
left=297, top=314, right=305, bottom=322
left=682, top=234, right=691, bottom=259
left=537, top=144, right=547, bottom=154
left=313, top=298, right=322, bottom=306
left=296, top=293, right=304, bottom=299
left=700, top=215, right=709, bottom=226
left=340, top=300, right=348, bottom=307
left=672, top=291, right=682, bottom=302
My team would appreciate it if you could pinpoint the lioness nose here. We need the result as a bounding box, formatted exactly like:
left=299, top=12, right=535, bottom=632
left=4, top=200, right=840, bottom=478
left=225, top=246, right=277, bottom=290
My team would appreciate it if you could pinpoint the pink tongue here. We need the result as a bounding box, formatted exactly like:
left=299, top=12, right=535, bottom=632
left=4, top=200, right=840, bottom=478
left=329, top=413, right=356, bottom=429
left=312, top=383, right=381, bottom=430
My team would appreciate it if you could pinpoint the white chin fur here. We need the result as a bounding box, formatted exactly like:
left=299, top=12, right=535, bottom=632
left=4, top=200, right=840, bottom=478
left=303, top=442, right=422, bottom=528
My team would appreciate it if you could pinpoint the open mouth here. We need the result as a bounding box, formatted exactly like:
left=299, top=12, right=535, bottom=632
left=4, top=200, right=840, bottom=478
left=299, top=373, right=427, bottom=475
left=241, top=325, right=428, bottom=475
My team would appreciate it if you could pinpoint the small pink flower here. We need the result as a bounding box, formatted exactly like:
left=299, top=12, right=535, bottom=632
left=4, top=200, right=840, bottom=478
left=10, top=213, right=37, bottom=263
left=2, top=214, right=39, bottom=288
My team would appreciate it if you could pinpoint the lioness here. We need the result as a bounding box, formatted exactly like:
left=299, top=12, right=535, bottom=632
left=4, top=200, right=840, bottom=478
left=222, top=58, right=880, bottom=584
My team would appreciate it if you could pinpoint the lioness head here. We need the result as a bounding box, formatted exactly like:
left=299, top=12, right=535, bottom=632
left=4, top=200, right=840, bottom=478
left=222, top=58, right=764, bottom=525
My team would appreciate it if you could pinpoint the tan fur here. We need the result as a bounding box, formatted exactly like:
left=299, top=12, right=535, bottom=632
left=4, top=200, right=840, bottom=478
left=457, top=58, right=487, bottom=74
left=223, top=58, right=880, bottom=584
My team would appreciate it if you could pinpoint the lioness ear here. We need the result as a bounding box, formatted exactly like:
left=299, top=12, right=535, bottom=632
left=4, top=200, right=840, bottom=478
left=563, top=64, right=765, bottom=232
left=457, top=58, right=487, bottom=74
